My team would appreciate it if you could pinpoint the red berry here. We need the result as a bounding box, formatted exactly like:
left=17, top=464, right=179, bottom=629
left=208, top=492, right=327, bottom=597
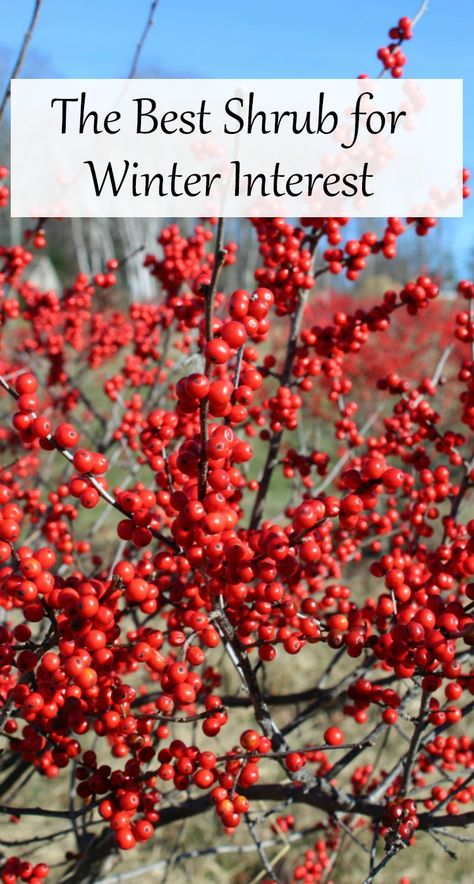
left=55, top=423, right=80, bottom=448
left=324, top=726, right=344, bottom=746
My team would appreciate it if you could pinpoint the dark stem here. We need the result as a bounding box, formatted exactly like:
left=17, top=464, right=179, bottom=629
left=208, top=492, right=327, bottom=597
left=400, top=690, right=430, bottom=795
left=248, top=289, right=308, bottom=531
left=198, top=218, right=226, bottom=498
left=129, top=0, right=160, bottom=78
left=0, top=0, right=43, bottom=127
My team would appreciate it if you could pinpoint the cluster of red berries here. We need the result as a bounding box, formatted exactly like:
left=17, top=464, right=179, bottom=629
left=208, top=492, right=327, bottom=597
left=377, top=16, right=413, bottom=78
left=383, top=798, right=418, bottom=843
left=0, top=858, right=49, bottom=884
left=0, top=165, right=9, bottom=208
left=144, top=222, right=237, bottom=305
left=76, top=751, right=157, bottom=851
left=292, top=830, right=340, bottom=882
left=252, top=218, right=316, bottom=314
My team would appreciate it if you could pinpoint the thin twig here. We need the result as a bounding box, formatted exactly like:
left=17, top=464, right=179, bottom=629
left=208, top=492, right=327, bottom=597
left=400, top=690, right=430, bottom=795
left=412, top=0, right=430, bottom=29
left=198, top=218, right=226, bottom=498
left=93, top=828, right=314, bottom=884
left=129, top=0, right=160, bottom=78
left=245, top=814, right=282, bottom=884
left=369, top=821, right=380, bottom=877
left=0, top=0, right=43, bottom=127
left=362, top=844, right=401, bottom=884
left=426, top=828, right=457, bottom=860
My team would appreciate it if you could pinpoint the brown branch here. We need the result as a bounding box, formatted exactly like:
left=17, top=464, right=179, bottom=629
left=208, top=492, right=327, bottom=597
left=0, top=0, right=43, bottom=127
left=129, top=0, right=160, bottom=78
left=248, top=291, right=308, bottom=530
left=198, top=218, right=226, bottom=499
left=136, top=707, right=225, bottom=724
left=2, top=779, right=471, bottom=884
left=0, top=802, right=92, bottom=820
left=362, top=845, right=401, bottom=884
left=399, top=689, right=430, bottom=795
left=420, top=810, right=474, bottom=830
left=0, top=759, right=30, bottom=799
left=444, top=449, right=474, bottom=535
left=214, top=739, right=374, bottom=763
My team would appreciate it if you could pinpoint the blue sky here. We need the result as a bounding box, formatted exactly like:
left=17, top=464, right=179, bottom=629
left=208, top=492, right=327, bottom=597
left=2, top=0, right=473, bottom=270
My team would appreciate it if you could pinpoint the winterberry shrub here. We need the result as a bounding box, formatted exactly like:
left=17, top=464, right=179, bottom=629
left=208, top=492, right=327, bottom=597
left=0, top=8, right=473, bottom=884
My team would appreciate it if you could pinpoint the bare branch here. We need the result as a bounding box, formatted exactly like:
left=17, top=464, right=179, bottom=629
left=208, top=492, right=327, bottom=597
left=129, top=0, right=160, bottom=78
left=399, top=690, right=430, bottom=795
left=198, top=218, right=226, bottom=498
left=412, top=0, right=430, bottom=29
left=0, top=0, right=43, bottom=127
